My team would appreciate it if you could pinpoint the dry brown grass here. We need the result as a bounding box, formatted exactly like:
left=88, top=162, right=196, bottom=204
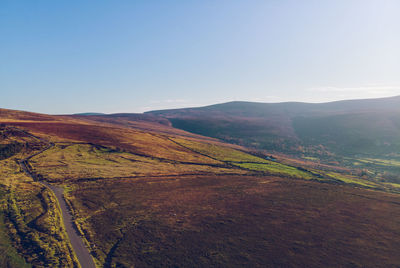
left=29, top=143, right=245, bottom=182
left=69, top=175, right=400, bottom=267
left=2, top=107, right=400, bottom=267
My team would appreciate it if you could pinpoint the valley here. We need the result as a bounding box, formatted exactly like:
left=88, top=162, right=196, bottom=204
left=3, top=1, right=398, bottom=267
left=148, top=96, right=400, bottom=187
left=1, top=104, right=400, bottom=267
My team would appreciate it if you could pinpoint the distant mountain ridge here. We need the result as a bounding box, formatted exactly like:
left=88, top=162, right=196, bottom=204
left=147, top=95, right=400, bottom=158
left=74, top=112, right=106, bottom=116
left=150, top=95, right=400, bottom=116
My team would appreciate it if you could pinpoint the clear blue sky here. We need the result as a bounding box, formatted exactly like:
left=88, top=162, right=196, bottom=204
left=1, top=0, right=399, bottom=114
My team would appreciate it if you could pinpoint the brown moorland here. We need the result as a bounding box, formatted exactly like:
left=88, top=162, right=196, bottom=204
left=1, top=107, right=400, bottom=267
left=70, top=175, right=400, bottom=267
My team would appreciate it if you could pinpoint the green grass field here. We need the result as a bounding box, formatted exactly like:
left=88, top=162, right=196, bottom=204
left=325, top=172, right=379, bottom=188
left=235, top=162, right=314, bottom=179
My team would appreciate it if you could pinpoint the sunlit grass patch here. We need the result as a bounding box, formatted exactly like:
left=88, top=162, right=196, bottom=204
left=303, top=156, right=319, bottom=161
left=383, top=182, right=400, bottom=188
left=359, top=158, right=400, bottom=167
left=326, top=172, right=378, bottom=188
left=235, top=162, right=313, bottom=179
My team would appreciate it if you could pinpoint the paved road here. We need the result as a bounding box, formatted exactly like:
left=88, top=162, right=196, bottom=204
left=42, top=182, right=96, bottom=268
left=15, top=127, right=96, bottom=268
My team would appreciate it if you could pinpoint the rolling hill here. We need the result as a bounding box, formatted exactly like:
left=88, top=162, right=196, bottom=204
left=1, top=107, right=400, bottom=267
left=144, top=96, right=400, bottom=184
left=147, top=96, right=400, bottom=157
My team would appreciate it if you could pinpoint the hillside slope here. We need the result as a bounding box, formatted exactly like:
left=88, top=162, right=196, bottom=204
left=147, top=96, right=400, bottom=158
left=1, top=107, right=400, bottom=267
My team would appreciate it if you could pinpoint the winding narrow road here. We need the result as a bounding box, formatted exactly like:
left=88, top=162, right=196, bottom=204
left=15, top=128, right=96, bottom=268
left=42, top=182, right=96, bottom=268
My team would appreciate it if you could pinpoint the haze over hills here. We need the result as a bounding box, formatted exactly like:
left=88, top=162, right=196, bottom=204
left=146, top=95, right=400, bottom=158
left=74, top=96, right=400, bottom=185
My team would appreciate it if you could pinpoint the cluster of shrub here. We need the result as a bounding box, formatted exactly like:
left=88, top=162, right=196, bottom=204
left=0, top=143, right=24, bottom=161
